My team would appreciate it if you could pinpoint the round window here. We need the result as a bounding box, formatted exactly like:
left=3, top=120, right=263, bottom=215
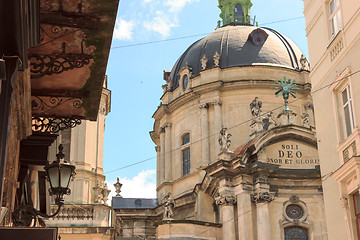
left=182, top=75, right=189, bottom=90
left=285, top=204, right=304, bottom=220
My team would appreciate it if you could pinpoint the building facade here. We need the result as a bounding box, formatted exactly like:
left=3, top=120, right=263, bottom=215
left=303, top=0, right=360, bottom=239
left=45, top=78, right=114, bottom=240
left=114, top=1, right=328, bottom=239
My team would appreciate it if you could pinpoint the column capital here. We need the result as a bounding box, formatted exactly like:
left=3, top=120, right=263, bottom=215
left=211, top=100, right=223, bottom=106
left=162, top=123, right=172, bottom=129
left=199, top=103, right=209, bottom=109
left=304, top=102, right=314, bottom=110
left=215, top=194, right=237, bottom=206
left=155, top=146, right=161, bottom=152
left=251, top=191, right=275, bottom=203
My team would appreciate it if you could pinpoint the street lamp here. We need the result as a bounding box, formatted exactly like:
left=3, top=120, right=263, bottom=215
left=44, top=144, right=76, bottom=205
left=12, top=144, right=76, bottom=227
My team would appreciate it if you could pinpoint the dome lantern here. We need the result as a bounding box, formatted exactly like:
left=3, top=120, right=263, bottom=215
left=218, top=0, right=255, bottom=27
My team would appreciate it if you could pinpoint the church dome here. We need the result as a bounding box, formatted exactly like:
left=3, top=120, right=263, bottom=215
left=169, top=25, right=305, bottom=91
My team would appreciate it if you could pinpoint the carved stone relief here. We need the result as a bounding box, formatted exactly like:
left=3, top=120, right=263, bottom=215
left=251, top=191, right=275, bottom=203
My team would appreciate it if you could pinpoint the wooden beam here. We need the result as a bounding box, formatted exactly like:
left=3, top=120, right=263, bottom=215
left=40, top=12, right=100, bottom=29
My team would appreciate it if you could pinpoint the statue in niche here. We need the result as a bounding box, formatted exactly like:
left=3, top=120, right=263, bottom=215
left=114, top=177, right=123, bottom=197
left=163, top=193, right=175, bottom=220
left=250, top=97, right=262, bottom=117
left=219, top=128, right=232, bottom=153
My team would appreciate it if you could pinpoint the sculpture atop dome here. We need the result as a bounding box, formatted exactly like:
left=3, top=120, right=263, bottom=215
left=218, top=0, right=255, bottom=27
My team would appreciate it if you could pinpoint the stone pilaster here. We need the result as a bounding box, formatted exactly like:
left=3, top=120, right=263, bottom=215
left=237, top=192, right=254, bottom=240
left=251, top=191, right=274, bottom=240
left=215, top=194, right=237, bottom=240
left=155, top=146, right=161, bottom=186
left=212, top=100, right=223, bottom=156
left=199, top=103, right=210, bottom=166
left=159, top=127, right=165, bottom=183
left=163, top=123, right=172, bottom=181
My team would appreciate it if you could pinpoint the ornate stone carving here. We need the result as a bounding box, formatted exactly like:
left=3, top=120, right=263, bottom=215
left=301, top=113, right=310, bottom=128
left=211, top=100, right=223, bottom=106
left=250, top=97, right=262, bottom=117
left=340, top=196, right=349, bottom=209
left=93, top=181, right=104, bottom=204
left=213, top=51, right=220, bottom=67
left=199, top=103, right=209, bottom=109
left=264, top=112, right=277, bottom=130
left=102, top=183, right=111, bottom=205
left=201, top=54, right=208, bottom=70
left=251, top=191, right=275, bottom=203
left=114, top=177, right=123, bottom=197
left=304, top=102, right=314, bottom=110
left=219, top=128, right=232, bottom=153
left=214, top=194, right=237, bottom=206
left=155, top=146, right=161, bottom=152
left=162, top=123, right=172, bottom=129
left=162, top=84, right=168, bottom=93
left=289, top=195, right=300, bottom=204
left=300, top=54, right=310, bottom=71
left=163, top=193, right=175, bottom=220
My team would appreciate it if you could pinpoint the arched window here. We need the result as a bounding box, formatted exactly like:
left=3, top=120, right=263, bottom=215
left=182, top=133, right=190, bottom=175
left=234, top=4, right=244, bottom=23
left=284, top=226, right=308, bottom=240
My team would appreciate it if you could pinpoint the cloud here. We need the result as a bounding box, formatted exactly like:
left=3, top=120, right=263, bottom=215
left=143, top=11, right=178, bottom=37
left=165, top=0, right=200, bottom=13
left=106, top=170, right=156, bottom=205
left=143, top=0, right=153, bottom=3
left=113, top=17, right=135, bottom=40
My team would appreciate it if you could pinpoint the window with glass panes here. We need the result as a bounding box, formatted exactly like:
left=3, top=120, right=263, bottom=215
left=329, top=0, right=342, bottom=36
left=284, top=226, right=308, bottom=240
left=342, top=85, right=355, bottom=138
left=353, top=192, right=360, bottom=239
left=182, top=133, right=190, bottom=176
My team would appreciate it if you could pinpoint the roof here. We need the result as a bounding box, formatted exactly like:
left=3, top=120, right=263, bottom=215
left=112, top=197, right=158, bottom=209
left=169, top=25, right=304, bottom=91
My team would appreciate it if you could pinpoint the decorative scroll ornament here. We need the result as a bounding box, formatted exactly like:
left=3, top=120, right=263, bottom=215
left=219, top=128, right=232, bottom=153
left=32, top=96, right=83, bottom=112
left=114, top=177, right=123, bottom=197
left=214, top=194, right=237, bottom=206
left=250, top=97, right=262, bottom=117
left=40, top=25, right=70, bottom=42
left=213, top=51, right=220, bottom=67
left=273, top=76, right=299, bottom=111
left=163, top=193, right=175, bottom=220
left=32, top=117, right=82, bottom=133
left=29, top=52, right=93, bottom=79
left=201, top=54, right=208, bottom=70
left=251, top=191, right=275, bottom=203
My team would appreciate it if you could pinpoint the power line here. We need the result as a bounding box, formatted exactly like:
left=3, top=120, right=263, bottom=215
left=105, top=69, right=360, bottom=174
left=110, top=16, right=305, bottom=50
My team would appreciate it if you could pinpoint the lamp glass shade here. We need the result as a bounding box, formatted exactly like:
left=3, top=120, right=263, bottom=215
left=60, top=165, right=73, bottom=188
left=48, top=166, right=60, bottom=188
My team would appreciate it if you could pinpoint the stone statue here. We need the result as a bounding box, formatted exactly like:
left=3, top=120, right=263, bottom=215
left=163, top=193, right=175, bottom=220
left=219, top=128, right=232, bottom=153
left=300, top=54, right=310, bottom=71
left=114, top=177, right=123, bottom=197
left=265, top=112, right=277, bottom=130
left=250, top=97, right=262, bottom=117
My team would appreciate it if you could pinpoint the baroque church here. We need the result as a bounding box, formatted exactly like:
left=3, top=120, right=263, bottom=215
left=113, top=1, right=328, bottom=239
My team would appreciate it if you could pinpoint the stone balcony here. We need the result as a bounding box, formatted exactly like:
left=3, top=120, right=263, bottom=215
left=45, top=203, right=111, bottom=228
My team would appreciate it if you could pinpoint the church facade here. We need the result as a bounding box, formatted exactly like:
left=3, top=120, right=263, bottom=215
left=114, top=1, right=328, bottom=239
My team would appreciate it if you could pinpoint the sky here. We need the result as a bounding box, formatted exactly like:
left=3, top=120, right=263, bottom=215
left=103, top=0, right=308, bottom=200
